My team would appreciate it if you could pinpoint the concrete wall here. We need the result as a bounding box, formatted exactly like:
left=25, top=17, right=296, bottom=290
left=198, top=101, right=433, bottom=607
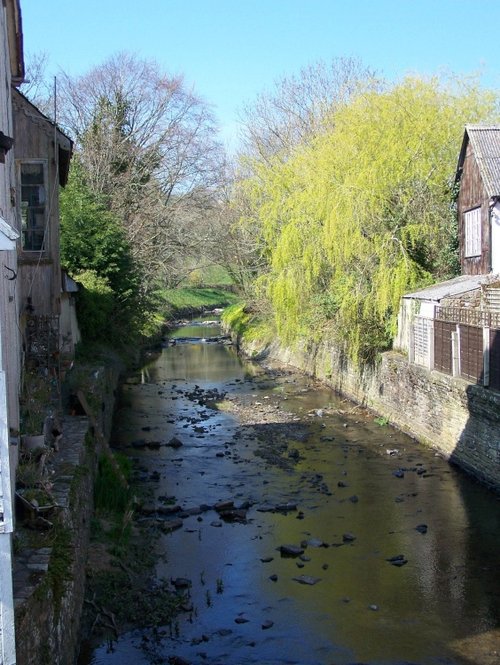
left=243, top=337, right=500, bottom=491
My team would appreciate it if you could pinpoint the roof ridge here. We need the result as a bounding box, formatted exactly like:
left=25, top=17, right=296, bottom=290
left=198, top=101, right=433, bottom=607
left=466, top=124, right=500, bottom=130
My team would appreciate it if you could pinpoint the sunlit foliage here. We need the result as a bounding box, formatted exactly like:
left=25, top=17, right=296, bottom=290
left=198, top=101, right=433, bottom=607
left=239, top=76, right=498, bottom=362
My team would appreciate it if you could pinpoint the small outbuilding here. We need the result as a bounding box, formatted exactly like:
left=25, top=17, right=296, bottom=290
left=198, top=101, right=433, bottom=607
left=397, top=125, right=500, bottom=389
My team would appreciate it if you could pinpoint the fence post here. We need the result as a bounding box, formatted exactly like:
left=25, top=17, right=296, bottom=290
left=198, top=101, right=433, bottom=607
left=428, top=318, right=434, bottom=370
left=409, top=321, right=415, bottom=364
left=452, top=325, right=460, bottom=377
left=483, top=326, right=490, bottom=387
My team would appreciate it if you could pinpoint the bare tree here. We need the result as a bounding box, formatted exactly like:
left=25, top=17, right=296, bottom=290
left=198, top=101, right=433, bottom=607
left=56, top=52, right=227, bottom=286
left=238, top=57, right=379, bottom=165
left=19, top=51, right=54, bottom=116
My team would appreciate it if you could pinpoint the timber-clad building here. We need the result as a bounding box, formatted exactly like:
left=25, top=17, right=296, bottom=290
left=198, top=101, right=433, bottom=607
left=397, top=125, right=500, bottom=391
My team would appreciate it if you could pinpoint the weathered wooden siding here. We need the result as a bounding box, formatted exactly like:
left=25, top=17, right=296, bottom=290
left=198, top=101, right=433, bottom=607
left=434, top=320, right=454, bottom=375
left=457, top=141, right=491, bottom=274
left=0, top=11, right=21, bottom=435
left=12, top=91, right=63, bottom=318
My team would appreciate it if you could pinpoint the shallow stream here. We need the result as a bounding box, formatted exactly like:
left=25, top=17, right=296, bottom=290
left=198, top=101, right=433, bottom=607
left=81, top=319, right=500, bottom=665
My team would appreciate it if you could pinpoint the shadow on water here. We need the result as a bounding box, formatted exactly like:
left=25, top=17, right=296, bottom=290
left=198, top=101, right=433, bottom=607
left=81, top=321, right=500, bottom=665
left=445, top=331, right=500, bottom=665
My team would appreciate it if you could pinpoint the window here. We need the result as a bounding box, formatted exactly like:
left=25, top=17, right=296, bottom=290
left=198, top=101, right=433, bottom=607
left=464, top=207, right=481, bottom=258
left=19, top=161, right=47, bottom=251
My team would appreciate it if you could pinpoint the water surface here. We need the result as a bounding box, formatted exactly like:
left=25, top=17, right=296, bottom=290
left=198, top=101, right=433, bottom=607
left=82, top=321, right=500, bottom=665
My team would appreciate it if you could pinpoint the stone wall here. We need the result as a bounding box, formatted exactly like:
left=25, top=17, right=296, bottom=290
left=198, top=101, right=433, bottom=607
left=244, top=337, right=500, bottom=491
left=14, top=362, right=121, bottom=665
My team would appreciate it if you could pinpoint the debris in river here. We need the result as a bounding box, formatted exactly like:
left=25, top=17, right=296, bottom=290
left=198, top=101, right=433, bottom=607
left=415, top=523, right=428, bottom=534
left=235, top=615, right=250, bottom=624
left=171, top=577, right=192, bottom=590
left=159, top=518, right=183, bottom=533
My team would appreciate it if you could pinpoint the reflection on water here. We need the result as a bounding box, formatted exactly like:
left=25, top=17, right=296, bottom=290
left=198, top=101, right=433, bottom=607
left=82, top=323, right=500, bottom=665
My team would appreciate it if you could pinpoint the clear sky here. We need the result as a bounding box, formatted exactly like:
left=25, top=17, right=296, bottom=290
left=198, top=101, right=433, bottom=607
left=21, top=0, right=500, bottom=152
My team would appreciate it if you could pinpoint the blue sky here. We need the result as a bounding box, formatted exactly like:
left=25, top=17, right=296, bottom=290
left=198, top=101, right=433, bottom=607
left=21, top=0, right=500, bottom=151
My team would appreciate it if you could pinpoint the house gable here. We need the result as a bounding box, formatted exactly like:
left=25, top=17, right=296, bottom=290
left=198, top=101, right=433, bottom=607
left=12, top=88, right=73, bottom=317
left=457, top=127, right=491, bottom=275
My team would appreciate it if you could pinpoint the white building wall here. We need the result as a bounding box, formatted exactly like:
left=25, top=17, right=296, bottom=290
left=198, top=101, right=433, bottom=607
left=0, top=2, right=21, bottom=663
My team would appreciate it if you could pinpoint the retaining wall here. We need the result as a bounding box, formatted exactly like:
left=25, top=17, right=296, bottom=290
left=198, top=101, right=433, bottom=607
left=14, top=362, right=121, bottom=665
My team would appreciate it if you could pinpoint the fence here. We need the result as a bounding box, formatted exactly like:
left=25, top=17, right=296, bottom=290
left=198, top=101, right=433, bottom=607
left=411, top=309, right=500, bottom=390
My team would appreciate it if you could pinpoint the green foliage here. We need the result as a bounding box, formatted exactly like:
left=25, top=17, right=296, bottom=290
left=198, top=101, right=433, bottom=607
left=60, top=159, right=139, bottom=296
left=74, top=270, right=115, bottom=343
left=221, top=303, right=251, bottom=337
left=239, top=75, right=499, bottom=362
left=89, top=569, right=181, bottom=628
left=221, top=302, right=274, bottom=344
left=94, top=453, right=132, bottom=515
left=60, top=159, right=147, bottom=347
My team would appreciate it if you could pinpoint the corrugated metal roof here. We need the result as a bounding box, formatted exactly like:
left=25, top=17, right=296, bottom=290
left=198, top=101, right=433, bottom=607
left=403, top=273, right=500, bottom=302
left=465, top=125, right=500, bottom=197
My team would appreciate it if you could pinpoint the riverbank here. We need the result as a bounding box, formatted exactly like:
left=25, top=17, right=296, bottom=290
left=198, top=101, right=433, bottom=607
left=226, top=321, right=500, bottom=492
left=14, top=361, right=121, bottom=665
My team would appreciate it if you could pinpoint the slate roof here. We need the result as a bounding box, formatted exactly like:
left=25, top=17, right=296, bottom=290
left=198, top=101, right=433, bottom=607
left=457, top=126, right=500, bottom=197
left=403, top=273, right=500, bottom=302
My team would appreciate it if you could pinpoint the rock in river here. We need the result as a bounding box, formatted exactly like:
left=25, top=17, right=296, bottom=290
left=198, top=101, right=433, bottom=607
left=293, top=575, right=321, bottom=585
left=166, top=436, right=184, bottom=449
left=386, top=554, right=408, bottom=566
left=279, top=544, right=304, bottom=557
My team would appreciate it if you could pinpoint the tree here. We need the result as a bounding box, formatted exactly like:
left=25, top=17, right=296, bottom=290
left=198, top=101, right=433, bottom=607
left=238, top=75, right=499, bottom=361
left=57, top=53, right=226, bottom=287
left=59, top=159, right=144, bottom=343
left=238, top=58, right=378, bottom=165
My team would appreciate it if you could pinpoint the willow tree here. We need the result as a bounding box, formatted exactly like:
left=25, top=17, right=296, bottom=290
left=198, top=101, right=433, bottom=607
left=240, top=76, right=499, bottom=361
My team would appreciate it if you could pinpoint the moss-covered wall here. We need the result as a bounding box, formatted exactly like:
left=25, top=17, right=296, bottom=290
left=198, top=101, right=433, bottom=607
left=14, top=363, right=121, bottom=665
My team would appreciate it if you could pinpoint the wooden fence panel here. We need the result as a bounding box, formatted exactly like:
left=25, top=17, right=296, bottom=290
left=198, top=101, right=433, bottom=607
left=490, top=328, right=500, bottom=391
left=434, top=321, right=454, bottom=375
left=460, top=324, right=483, bottom=383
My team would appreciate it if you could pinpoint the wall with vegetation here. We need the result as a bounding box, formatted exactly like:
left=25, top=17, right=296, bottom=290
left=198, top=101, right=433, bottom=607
left=14, top=364, right=120, bottom=665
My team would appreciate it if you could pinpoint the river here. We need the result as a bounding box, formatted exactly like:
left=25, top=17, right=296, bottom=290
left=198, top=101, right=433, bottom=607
left=81, top=318, right=500, bottom=665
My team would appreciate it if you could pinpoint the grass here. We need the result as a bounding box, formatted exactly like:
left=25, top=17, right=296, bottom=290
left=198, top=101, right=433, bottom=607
left=158, top=286, right=240, bottom=317
left=222, top=302, right=275, bottom=345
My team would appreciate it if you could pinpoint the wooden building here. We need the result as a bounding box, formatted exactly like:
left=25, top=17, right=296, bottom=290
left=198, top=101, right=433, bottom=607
left=456, top=125, right=500, bottom=275
left=12, top=88, right=73, bottom=370
left=396, top=125, right=500, bottom=391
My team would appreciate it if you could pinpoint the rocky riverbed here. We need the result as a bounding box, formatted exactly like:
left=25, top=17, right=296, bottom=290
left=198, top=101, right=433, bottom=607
left=79, top=321, right=500, bottom=665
